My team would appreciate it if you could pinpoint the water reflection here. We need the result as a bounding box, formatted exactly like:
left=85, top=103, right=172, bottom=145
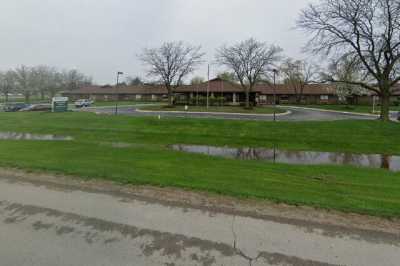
left=0, top=132, right=73, bottom=141
left=171, top=144, right=400, bottom=172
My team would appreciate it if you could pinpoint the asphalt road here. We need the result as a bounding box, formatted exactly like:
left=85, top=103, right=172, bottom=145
left=1, top=174, right=399, bottom=266
left=80, top=105, right=379, bottom=121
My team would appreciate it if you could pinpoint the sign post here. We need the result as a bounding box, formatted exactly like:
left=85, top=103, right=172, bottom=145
left=52, top=97, right=69, bottom=113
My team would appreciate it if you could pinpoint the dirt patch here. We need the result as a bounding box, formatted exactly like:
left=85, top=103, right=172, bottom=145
left=0, top=167, right=399, bottom=236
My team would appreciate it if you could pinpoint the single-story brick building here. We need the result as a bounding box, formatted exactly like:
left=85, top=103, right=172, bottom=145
left=62, top=78, right=400, bottom=105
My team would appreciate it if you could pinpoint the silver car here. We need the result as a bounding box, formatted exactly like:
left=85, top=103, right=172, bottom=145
left=74, top=99, right=93, bottom=108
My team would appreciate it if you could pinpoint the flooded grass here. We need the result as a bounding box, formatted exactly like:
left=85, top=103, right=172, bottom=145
left=0, top=112, right=400, bottom=217
left=0, top=132, right=73, bottom=141
left=171, top=144, right=400, bottom=172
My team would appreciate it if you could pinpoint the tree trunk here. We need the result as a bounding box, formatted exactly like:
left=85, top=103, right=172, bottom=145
left=245, top=89, right=250, bottom=109
left=380, top=93, right=390, bottom=121
left=167, top=86, right=174, bottom=106
left=40, top=90, right=45, bottom=100
left=24, top=93, right=30, bottom=103
left=4, top=92, right=8, bottom=103
left=296, top=94, right=301, bottom=104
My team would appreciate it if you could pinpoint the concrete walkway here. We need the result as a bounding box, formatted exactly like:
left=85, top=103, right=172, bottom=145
left=0, top=174, right=399, bottom=266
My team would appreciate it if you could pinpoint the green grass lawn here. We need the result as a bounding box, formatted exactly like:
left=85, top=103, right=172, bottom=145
left=0, top=112, right=399, bottom=218
left=141, top=105, right=286, bottom=114
left=293, top=104, right=400, bottom=114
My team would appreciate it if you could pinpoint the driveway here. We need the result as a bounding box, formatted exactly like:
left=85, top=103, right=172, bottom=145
left=81, top=105, right=377, bottom=121
left=0, top=172, right=399, bottom=266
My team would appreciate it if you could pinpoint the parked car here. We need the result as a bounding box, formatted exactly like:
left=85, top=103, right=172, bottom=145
left=75, top=99, right=93, bottom=108
left=19, top=104, right=52, bottom=112
left=3, top=103, right=30, bottom=112
left=397, top=111, right=400, bottom=121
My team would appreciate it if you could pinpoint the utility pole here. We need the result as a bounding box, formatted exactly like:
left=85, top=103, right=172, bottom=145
left=115, top=71, right=124, bottom=115
left=273, top=69, right=278, bottom=122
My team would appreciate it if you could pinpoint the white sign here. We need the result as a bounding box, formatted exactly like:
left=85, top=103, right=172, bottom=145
left=52, top=97, right=69, bottom=112
left=52, top=97, right=69, bottom=103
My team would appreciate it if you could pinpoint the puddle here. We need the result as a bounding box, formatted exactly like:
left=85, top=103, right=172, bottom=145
left=0, top=132, right=73, bottom=141
left=171, top=144, right=400, bottom=172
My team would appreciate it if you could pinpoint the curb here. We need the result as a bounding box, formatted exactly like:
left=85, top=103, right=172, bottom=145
left=135, top=108, right=292, bottom=117
left=282, top=105, right=379, bottom=117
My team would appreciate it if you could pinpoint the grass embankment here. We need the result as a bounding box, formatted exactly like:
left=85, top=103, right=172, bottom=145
left=293, top=104, right=400, bottom=114
left=0, top=112, right=399, bottom=218
left=140, top=105, right=285, bottom=114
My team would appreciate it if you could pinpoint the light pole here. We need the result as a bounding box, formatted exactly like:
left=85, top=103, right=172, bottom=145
left=207, top=64, right=210, bottom=110
left=272, top=69, right=278, bottom=122
left=115, top=71, right=124, bottom=115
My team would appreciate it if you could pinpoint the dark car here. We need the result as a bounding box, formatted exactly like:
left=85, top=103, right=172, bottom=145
left=3, top=103, right=30, bottom=112
left=19, top=104, right=52, bottom=112
left=397, top=111, right=400, bottom=121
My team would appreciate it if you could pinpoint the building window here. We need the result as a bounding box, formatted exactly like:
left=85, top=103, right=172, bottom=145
left=136, top=95, right=142, bottom=100
left=260, top=95, right=267, bottom=101
left=320, top=95, right=329, bottom=100
left=280, top=96, right=289, bottom=102
left=151, top=94, right=157, bottom=100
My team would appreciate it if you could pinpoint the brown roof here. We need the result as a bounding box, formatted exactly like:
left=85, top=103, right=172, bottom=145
left=255, top=83, right=337, bottom=95
left=62, top=78, right=340, bottom=96
left=176, top=78, right=243, bottom=93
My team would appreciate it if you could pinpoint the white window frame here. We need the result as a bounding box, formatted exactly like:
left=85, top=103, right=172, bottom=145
left=320, top=95, right=329, bottom=100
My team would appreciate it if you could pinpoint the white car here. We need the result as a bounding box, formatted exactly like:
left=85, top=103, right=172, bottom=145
left=75, top=99, right=93, bottom=108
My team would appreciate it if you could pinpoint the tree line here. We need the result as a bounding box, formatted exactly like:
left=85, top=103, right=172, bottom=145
left=2, top=0, right=397, bottom=121
left=139, top=40, right=354, bottom=110
left=0, top=66, right=92, bottom=103
left=139, top=0, right=400, bottom=121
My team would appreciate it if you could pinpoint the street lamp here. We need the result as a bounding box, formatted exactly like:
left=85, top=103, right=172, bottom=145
left=272, top=69, right=278, bottom=122
left=115, top=71, right=124, bottom=115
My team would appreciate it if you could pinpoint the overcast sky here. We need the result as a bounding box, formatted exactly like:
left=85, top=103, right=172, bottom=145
left=0, top=0, right=315, bottom=84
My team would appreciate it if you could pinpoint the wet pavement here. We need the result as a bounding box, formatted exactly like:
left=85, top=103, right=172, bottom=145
left=171, top=144, right=400, bottom=172
left=81, top=105, right=376, bottom=121
left=0, top=175, right=399, bottom=266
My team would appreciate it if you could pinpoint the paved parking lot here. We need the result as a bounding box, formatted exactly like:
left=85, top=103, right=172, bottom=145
left=81, top=105, right=378, bottom=121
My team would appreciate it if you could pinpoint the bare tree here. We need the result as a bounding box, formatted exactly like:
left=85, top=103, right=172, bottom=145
left=190, top=76, right=205, bottom=85
left=126, top=76, right=144, bottom=86
left=140, top=41, right=204, bottom=106
left=0, top=70, right=16, bottom=103
left=31, top=65, right=57, bottom=100
left=323, top=57, right=368, bottom=104
left=298, top=0, right=400, bottom=121
left=280, top=58, right=318, bottom=104
left=47, top=71, right=65, bottom=99
left=217, top=72, right=236, bottom=82
left=14, top=65, right=34, bottom=103
left=216, top=38, right=282, bottom=108
left=62, top=69, right=92, bottom=91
